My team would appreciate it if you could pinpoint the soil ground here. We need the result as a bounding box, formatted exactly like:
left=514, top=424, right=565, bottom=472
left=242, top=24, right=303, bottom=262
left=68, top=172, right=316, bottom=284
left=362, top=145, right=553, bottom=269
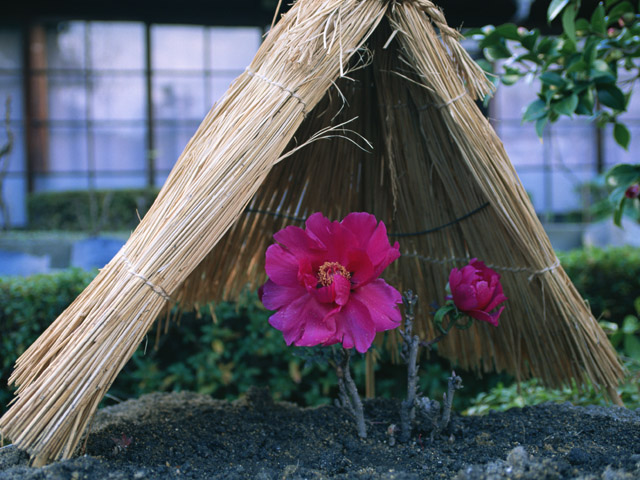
left=1, top=389, right=640, bottom=479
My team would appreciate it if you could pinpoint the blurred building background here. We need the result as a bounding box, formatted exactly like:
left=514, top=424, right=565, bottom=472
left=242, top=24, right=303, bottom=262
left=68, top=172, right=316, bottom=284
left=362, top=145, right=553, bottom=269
left=0, top=0, right=637, bottom=229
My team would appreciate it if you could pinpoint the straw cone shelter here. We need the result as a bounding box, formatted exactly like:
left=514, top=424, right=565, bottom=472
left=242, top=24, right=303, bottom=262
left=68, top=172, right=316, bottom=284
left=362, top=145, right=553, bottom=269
left=1, top=0, right=624, bottom=466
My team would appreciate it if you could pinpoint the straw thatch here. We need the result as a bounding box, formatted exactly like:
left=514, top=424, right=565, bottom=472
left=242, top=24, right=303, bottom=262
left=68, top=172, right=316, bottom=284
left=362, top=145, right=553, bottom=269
left=1, top=0, right=624, bottom=466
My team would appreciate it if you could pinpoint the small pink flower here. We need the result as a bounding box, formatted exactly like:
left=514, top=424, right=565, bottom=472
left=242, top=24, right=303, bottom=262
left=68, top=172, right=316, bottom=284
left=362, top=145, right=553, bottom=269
left=260, top=212, right=402, bottom=353
left=448, top=259, right=507, bottom=327
left=625, top=184, right=640, bottom=199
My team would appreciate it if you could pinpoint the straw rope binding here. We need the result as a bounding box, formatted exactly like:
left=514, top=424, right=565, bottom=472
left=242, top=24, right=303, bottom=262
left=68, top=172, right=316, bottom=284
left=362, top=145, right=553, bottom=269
left=245, top=67, right=310, bottom=115
left=401, top=252, right=562, bottom=280
left=121, top=254, right=173, bottom=302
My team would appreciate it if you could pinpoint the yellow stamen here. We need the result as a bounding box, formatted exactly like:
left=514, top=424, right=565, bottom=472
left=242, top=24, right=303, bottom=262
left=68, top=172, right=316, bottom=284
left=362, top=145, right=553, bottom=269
left=317, top=261, right=351, bottom=287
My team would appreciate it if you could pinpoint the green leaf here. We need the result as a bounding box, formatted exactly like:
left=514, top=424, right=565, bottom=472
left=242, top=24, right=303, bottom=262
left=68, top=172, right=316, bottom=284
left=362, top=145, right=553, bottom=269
left=577, top=89, right=595, bottom=113
left=523, top=99, right=548, bottom=122
left=622, top=315, right=640, bottom=335
left=614, top=196, right=626, bottom=226
left=563, top=5, right=578, bottom=45
left=548, top=0, right=571, bottom=21
left=614, top=122, right=631, bottom=149
left=484, top=43, right=513, bottom=61
left=566, top=58, right=588, bottom=74
left=494, top=23, right=521, bottom=41
left=537, top=36, right=557, bottom=54
left=605, top=0, right=622, bottom=7
left=433, top=304, right=457, bottom=334
left=608, top=2, right=634, bottom=24
left=544, top=88, right=557, bottom=103
left=535, top=116, right=549, bottom=137
left=583, top=37, right=599, bottom=66
left=553, top=94, right=579, bottom=115
left=515, top=52, right=543, bottom=64
left=597, top=85, right=627, bottom=110
left=560, top=37, right=578, bottom=54
left=475, top=59, right=493, bottom=73
left=623, top=333, right=640, bottom=361
left=501, top=73, right=522, bottom=86
left=606, top=163, right=640, bottom=187
left=540, top=71, right=567, bottom=87
left=575, top=18, right=591, bottom=33
left=478, top=29, right=503, bottom=49
left=590, top=59, right=617, bottom=84
left=591, top=3, right=607, bottom=34
left=521, top=30, right=540, bottom=50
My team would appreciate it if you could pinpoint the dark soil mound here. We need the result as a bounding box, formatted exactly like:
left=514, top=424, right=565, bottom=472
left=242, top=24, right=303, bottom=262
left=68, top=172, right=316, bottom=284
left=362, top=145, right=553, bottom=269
left=1, top=389, right=639, bottom=479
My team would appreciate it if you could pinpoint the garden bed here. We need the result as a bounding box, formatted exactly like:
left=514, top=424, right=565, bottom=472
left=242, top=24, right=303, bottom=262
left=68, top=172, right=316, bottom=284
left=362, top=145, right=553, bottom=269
left=1, top=389, right=639, bottom=479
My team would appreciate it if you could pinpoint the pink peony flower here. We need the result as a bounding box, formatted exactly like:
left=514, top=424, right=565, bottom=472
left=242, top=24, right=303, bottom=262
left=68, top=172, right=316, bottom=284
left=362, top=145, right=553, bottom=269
left=448, top=259, right=507, bottom=327
left=625, top=184, right=640, bottom=199
left=260, top=212, right=402, bottom=353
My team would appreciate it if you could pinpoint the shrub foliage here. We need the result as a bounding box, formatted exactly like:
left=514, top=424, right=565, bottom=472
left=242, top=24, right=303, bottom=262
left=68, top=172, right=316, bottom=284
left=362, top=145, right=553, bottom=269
left=27, top=189, right=159, bottom=232
left=1, top=247, right=639, bottom=414
left=558, top=246, right=640, bottom=322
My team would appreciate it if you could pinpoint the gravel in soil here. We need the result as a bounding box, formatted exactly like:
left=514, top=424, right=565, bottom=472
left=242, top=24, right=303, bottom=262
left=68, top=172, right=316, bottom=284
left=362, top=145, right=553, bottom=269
left=1, top=388, right=640, bottom=479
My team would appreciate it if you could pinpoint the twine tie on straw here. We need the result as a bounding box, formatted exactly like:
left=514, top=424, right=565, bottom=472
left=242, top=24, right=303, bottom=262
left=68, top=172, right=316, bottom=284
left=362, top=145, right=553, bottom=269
left=525, top=259, right=561, bottom=282
left=121, top=254, right=172, bottom=302
left=243, top=205, right=562, bottom=278
left=403, top=252, right=561, bottom=280
left=245, top=202, right=490, bottom=237
left=245, top=68, right=309, bottom=116
left=388, top=202, right=489, bottom=237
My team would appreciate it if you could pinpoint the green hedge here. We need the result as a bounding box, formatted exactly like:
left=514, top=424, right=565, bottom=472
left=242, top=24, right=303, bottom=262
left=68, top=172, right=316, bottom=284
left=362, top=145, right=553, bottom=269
left=0, top=275, right=465, bottom=415
left=2, top=246, right=639, bottom=415
left=558, top=246, right=640, bottom=322
left=0, top=269, right=95, bottom=412
left=27, top=189, right=159, bottom=232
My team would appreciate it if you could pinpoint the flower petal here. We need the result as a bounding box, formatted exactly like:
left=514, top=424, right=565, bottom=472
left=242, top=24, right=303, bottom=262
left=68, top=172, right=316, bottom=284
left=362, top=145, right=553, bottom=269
left=273, top=224, right=325, bottom=262
left=467, top=306, right=503, bottom=327
left=451, top=282, right=478, bottom=311
left=351, top=279, right=402, bottom=332
left=296, top=308, right=339, bottom=347
left=459, top=264, right=479, bottom=286
left=312, top=284, right=335, bottom=304
left=265, top=244, right=300, bottom=287
left=368, top=224, right=400, bottom=271
left=346, top=249, right=374, bottom=286
left=340, top=212, right=378, bottom=249
left=474, top=280, right=493, bottom=310
left=332, top=297, right=376, bottom=353
left=332, top=274, right=351, bottom=306
left=305, top=213, right=358, bottom=265
left=448, top=267, right=463, bottom=291
left=485, top=291, right=508, bottom=313
left=261, top=279, right=306, bottom=311
left=483, top=277, right=508, bottom=312
left=268, top=293, right=333, bottom=346
left=341, top=212, right=400, bottom=280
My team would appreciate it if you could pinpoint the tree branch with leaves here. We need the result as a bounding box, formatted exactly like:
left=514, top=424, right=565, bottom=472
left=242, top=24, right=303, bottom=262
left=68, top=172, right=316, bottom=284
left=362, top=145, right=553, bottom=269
left=468, top=0, right=640, bottom=225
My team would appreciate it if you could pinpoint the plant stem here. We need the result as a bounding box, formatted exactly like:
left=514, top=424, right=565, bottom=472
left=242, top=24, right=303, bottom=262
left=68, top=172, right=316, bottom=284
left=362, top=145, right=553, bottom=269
left=335, top=348, right=367, bottom=438
left=399, top=291, right=420, bottom=443
left=440, top=371, right=463, bottom=433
